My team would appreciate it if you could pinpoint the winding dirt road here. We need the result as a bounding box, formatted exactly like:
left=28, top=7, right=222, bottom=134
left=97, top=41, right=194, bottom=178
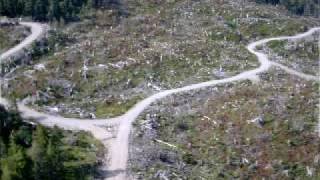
left=0, top=22, right=44, bottom=60
left=0, top=22, right=319, bottom=180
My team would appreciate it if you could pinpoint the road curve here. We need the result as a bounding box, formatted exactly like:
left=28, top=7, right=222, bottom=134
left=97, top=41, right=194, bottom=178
left=0, top=22, right=45, bottom=105
left=0, top=22, right=44, bottom=60
left=0, top=22, right=319, bottom=180
left=107, top=27, right=320, bottom=179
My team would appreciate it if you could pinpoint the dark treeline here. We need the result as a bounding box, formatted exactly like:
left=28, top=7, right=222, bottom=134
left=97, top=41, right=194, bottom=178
left=255, top=0, right=319, bottom=17
left=0, top=0, right=111, bottom=22
left=0, top=105, right=99, bottom=179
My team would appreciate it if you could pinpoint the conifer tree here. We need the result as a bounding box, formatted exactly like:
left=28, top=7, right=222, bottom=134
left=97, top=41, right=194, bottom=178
left=33, top=0, right=49, bottom=21
left=0, top=137, right=30, bottom=180
left=31, top=125, right=48, bottom=180
left=23, top=0, right=35, bottom=16
left=48, top=0, right=61, bottom=21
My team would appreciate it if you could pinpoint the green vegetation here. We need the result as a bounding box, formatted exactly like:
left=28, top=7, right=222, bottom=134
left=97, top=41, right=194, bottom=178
left=1, top=0, right=319, bottom=178
left=3, top=0, right=319, bottom=118
left=131, top=70, right=320, bottom=179
left=255, top=0, right=319, bottom=16
left=95, top=95, right=143, bottom=118
left=0, top=25, right=28, bottom=53
left=266, top=33, right=319, bottom=75
left=0, top=0, right=112, bottom=22
left=267, top=40, right=287, bottom=49
left=0, top=104, right=104, bottom=179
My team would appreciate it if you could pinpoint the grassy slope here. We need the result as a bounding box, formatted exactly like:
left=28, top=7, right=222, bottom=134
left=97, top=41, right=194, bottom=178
left=5, top=0, right=319, bottom=118
left=265, top=32, right=319, bottom=76
left=130, top=69, right=320, bottom=179
left=127, top=0, right=320, bottom=179
left=0, top=25, right=28, bottom=53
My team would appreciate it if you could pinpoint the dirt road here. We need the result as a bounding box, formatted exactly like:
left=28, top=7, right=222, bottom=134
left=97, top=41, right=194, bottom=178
left=0, top=22, right=319, bottom=179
